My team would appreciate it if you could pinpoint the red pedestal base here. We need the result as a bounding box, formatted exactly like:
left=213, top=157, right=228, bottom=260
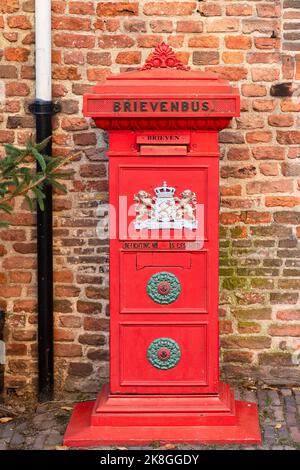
left=64, top=383, right=261, bottom=447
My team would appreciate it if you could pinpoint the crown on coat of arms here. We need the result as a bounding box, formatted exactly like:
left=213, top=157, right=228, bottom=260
left=154, top=181, right=176, bottom=198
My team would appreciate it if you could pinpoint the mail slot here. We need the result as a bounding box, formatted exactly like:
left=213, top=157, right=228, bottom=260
left=64, top=43, right=261, bottom=446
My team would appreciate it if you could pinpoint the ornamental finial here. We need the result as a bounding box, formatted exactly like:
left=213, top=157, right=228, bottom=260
left=140, top=42, right=190, bottom=71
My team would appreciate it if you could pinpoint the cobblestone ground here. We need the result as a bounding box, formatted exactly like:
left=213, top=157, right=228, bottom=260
left=0, top=387, right=299, bottom=450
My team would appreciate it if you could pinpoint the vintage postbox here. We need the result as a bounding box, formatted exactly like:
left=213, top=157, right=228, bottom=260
left=64, top=43, right=261, bottom=446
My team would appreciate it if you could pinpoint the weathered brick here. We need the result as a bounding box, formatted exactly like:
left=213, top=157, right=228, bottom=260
left=69, top=2, right=94, bottom=15
left=7, top=15, right=32, bottom=29
left=225, top=35, right=252, bottom=49
left=188, top=35, right=219, bottom=48
left=143, top=2, right=196, bottom=16
left=99, top=34, right=135, bottom=48
left=96, top=2, right=138, bottom=16
left=207, top=19, right=239, bottom=32
left=52, top=16, right=91, bottom=31
left=4, top=47, right=30, bottom=62
left=193, top=51, right=219, bottom=65
left=54, top=33, right=95, bottom=48
left=246, top=180, right=293, bottom=194
left=177, top=20, right=202, bottom=33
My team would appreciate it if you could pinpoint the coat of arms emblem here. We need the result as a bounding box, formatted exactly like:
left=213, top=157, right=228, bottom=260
left=134, top=181, right=198, bottom=230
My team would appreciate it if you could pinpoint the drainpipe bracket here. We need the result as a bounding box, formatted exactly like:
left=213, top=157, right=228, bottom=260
left=29, top=100, right=61, bottom=115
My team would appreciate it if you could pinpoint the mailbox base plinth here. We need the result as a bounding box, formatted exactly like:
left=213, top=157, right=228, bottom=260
left=64, top=384, right=261, bottom=447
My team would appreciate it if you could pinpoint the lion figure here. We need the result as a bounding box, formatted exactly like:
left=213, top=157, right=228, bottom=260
left=178, top=189, right=197, bottom=221
left=134, top=190, right=155, bottom=221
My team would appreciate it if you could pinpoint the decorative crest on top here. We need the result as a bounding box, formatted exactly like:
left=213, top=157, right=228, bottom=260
left=140, top=42, right=190, bottom=71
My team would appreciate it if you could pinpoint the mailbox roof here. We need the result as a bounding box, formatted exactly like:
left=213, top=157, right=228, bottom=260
left=89, top=68, right=238, bottom=96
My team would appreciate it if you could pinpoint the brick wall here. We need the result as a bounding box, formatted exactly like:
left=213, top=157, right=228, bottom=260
left=0, top=0, right=299, bottom=399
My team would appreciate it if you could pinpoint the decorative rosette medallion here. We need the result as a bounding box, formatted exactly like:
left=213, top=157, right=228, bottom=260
left=147, top=271, right=181, bottom=304
left=147, top=338, right=181, bottom=370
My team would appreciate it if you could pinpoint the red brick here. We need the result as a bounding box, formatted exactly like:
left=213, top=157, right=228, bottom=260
left=236, top=116, right=265, bottom=129
left=55, top=344, right=83, bottom=357
left=7, top=15, right=32, bottom=29
left=200, top=3, right=222, bottom=16
left=193, top=51, right=219, bottom=65
left=221, top=164, right=256, bottom=179
left=280, top=99, right=300, bottom=112
left=227, top=147, right=250, bottom=161
left=6, top=344, right=27, bottom=356
left=226, top=4, right=253, bottom=16
left=206, top=66, right=247, bottom=81
left=53, top=66, right=81, bottom=80
left=222, top=52, right=244, bottom=64
left=265, top=196, right=300, bottom=208
left=238, top=322, right=261, bottom=334
left=52, top=1, right=66, bottom=13
left=246, top=131, right=272, bottom=143
left=99, top=34, right=135, bottom=48
left=207, top=19, right=239, bottom=32
left=252, top=67, right=280, bottom=81
left=277, top=131, right=300, bottom=144
left=268, top=324, right=300, bottom=337
left=86, top=52, right=111, bottom=66
left=87, top=68, right=111, bottom=81
left=97, top=2, right=138, bottom=16
left=188, top=35, right=219, bottom=48
left=247, top=52, right=280, bottom=64
left=177, top=20, right=202, bottom=32
left=54, top=33, right=95, bottom=48
left=61, top=117, right=89, bottom=131
left=150, top=20, right=173, bottom=32
left=3, top=256, right=36, bottom=269
left=242, top=19, right=280, bottom=34
left=220, top=185, right=242, bottom=196
left=220, top=213, right=241, bottom=225
left=268, top=115, right=294, bottom=127
left=254, top=37, right=280, bottom=49
left=124, top=19, right=146, bottom=32
left=223, top=351, right=253, bottom=363
left=3, top=32, right=18, bottom=42
left=54, top=328, right=75, bottom=341
left=83, top=317, right=109, bottom=331
left=0, top=0, right=19, bottom=13
left=0, top=286, right=22, bottom=297
left=240, top=211, right=272, bottom=224
left=52, top=16, right=91, bottom=31
left=225, top=35, right=252, bottom=49
left=259, top=163, right=279, bottom=176
left=9, top=271, right=32, bottom=283
left=12, top=330, right=36, bottom=341
left=242, top=84, right=267, bottom=97
left=4, top=47, right=30, bottom=62
left=246, top=179, right=293, bottom=194
left=276, top=309, right=300, bottom=321
left=143, top=2, right=196, bottom=16
left=0, top=129, right=15, bottom=143
left=116, top=51, right=141, bottom=64
left=69, top=2, right=94, bottom=15
left=59, top=315, right=82, bottom=328
left=221, top=335, right=271, bottom=349
left=252, top=100, right=276, bottom=112
left=257, top=4, right=280, bottom=18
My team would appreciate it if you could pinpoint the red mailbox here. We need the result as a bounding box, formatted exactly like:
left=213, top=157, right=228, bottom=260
left=64, top=43, right=261, bottom=446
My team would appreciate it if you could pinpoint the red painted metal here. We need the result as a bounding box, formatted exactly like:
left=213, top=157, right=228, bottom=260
left=64, top=44, right=261, bottom=447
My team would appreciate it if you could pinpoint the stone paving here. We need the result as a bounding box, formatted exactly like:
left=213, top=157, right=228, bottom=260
left=0, top=387, right=299, bottom=450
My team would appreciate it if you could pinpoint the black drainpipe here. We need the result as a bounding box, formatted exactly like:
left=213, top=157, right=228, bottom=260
left=29, top=100, right=60, bottom=402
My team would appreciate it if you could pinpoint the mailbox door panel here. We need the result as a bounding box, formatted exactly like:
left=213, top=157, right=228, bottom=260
left=120, top=251, right=207, bottom=313
left=119, top=323, right=208, bottom=393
